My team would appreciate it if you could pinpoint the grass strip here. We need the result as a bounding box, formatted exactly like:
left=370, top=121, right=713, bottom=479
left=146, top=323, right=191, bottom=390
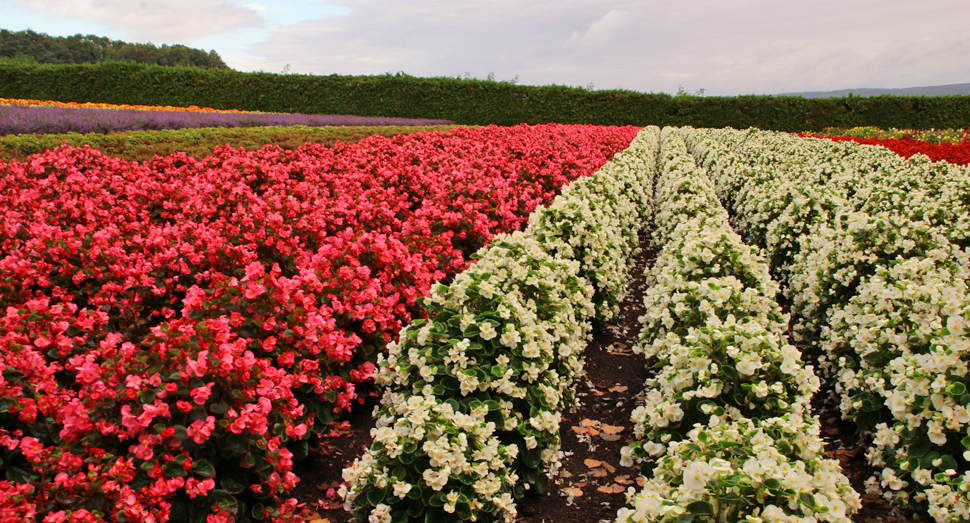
left=0, top=124, right=463, bottom=162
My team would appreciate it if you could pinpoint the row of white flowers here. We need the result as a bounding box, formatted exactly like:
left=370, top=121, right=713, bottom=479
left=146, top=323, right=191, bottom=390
left=340, top=126, right=661, bottom=523
left=618, top=127, right=859, bottom=523
left=682, top=127, right=970, bottom=522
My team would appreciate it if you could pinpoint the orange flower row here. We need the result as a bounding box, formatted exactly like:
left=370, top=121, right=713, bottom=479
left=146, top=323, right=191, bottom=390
left=0, top=97, right=254, bottom=113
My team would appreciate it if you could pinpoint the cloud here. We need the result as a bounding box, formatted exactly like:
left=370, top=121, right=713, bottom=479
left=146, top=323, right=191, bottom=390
left=241, top=0, right=969, bottom=94
left=567, top=9, right=628, bottom=48
left=6, top=0, right=968, bottom=94
left=11, top=0, right=264, bottom=43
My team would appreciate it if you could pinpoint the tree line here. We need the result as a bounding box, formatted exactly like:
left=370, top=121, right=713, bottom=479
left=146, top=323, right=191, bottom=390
left=0, top=29, right=229, bottom=69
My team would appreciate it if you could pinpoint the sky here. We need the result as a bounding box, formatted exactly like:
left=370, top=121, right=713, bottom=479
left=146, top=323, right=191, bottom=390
left=2, top=0, right=968, bottom=96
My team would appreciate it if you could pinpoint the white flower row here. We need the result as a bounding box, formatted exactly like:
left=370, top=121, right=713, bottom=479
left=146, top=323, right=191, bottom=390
left=618, top=127, right=859, bottom=523
left=680, top=126, right=970, bottom=522
left=341, top=126, right=661, bottom=523
left=529, top=128, right=658, bottom=322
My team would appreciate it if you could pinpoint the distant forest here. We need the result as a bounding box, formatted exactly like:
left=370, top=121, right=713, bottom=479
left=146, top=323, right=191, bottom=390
left=0, top=29, right=229, bottom=69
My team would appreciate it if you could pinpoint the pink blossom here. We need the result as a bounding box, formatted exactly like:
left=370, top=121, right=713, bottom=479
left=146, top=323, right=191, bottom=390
left=190, top=383, right=213, bottom=405
left=186, top=416, right=216, bottom=444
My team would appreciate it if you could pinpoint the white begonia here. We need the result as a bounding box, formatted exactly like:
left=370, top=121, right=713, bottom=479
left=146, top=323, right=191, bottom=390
left=345, top=127, right=670, bottom=523
left=368, top=504, right=391, bottom=523
left=499, top=327, right=521, bottom=348
left=392, top=481, right=412, bottom=498
left=479, top=321, right=497, bottom=340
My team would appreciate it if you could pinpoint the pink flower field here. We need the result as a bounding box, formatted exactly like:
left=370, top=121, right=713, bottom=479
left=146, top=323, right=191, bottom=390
left=0, top=123, right=639, bottom=522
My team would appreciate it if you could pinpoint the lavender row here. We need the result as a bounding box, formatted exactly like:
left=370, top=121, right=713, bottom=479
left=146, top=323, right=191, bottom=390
left=0, top=103, right=453, bottom=135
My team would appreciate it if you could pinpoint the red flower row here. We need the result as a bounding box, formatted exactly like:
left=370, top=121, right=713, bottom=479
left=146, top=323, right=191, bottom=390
left=0, top=124, right=641, bottom=521
left=802, top=134, right=970, bottom=166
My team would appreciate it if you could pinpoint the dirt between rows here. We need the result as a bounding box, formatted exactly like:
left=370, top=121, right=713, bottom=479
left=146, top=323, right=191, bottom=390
left=286, top=230, right=919, bottom=523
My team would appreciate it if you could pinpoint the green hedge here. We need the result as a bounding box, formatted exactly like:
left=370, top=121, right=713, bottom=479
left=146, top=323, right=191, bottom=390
left=2, top=61, right=969, bottom=130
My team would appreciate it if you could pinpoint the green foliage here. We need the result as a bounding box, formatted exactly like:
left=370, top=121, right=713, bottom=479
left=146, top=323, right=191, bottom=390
left=0, top=124, right=459, bottom=162
left=2, top=61, right=970, bottom=128
left=0, top=28, right=228, bottom=68
left=808, top=125, right=969, bottom=144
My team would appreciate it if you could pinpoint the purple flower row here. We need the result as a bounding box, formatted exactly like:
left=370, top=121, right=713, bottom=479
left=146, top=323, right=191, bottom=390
left=0, top=103, right=453, bottom=135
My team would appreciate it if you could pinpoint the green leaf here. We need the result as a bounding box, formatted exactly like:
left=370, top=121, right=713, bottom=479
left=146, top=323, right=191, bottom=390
left=366, top=488, right=385, bottom=506
left=225, top=434, right=250, bottom=455
left=192, top=459, right=216, bottom=478
left=407, top=484, right=424, bottom=500
left=206, top=490, right=239, bottom=516
left=535, top=472, right=549, bottom=494
left=799, top=492, right=816, bottom=508
left=220, top=471, right=248, bottom=494
left=763, top=478, right=781, bottom=490
left=940, top=454, right=958, bottom=472
left=521, top=448, right=540, bottom=469
left=6, top=463, right=39, bottom=484
left=686, top=501, right=713, bottom=515
left=407, top=501, right=424, bottom=518
left=910, top=435, right=931, bottom=458
left=139, top=389, right=156, bottom=404
left=949, top=382, right=967, bottom=397
left=162, top=461, right=188, bottom=478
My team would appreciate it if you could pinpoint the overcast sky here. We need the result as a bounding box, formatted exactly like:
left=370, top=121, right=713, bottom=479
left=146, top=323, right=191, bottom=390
left=2, top=0, right=968, bottom=96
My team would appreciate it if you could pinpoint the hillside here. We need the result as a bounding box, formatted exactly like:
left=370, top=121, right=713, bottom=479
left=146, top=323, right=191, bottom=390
left=777, top=82, right=970, bottom=98
left=0, top=28, right=228, bottom=69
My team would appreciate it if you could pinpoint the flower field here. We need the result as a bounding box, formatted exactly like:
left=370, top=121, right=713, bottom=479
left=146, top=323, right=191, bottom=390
left=805, top=134, right=970, bottom=166
left=0, top=98, right=256, bottom=114
left=0, top=100, right=451, bottom=135
left=679, top=126, right=970, bottom=522
left=3, top=117, right=970, bottom=523
left=0, top=123, right=639, bottom=522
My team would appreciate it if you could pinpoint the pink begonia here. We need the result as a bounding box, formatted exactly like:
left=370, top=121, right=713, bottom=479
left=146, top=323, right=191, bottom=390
left=349, top=361, right=376, bottom=382
left=129, top=443, right=153, bottom=461
left=180, top=285, right=207, bottom=317
left=186, top=416, right=216, bottom=444
left=184, top=477, right=215, bottom=499
left=19, top=437, right=44, bottom=461
left=57, top=398, right=93, bottom=442
left=190, top=382, right=214, bottom=405
left=0, top=124, right=638, bottom=518
left=186, top=350, right=209, bottom=377
left=285, top=423, right=308, bottom=439
left=206, top=511, right=234, bottom=523
left=125, top=374, right=144, bottom=390
left=70, top=354, right=101, bottom=385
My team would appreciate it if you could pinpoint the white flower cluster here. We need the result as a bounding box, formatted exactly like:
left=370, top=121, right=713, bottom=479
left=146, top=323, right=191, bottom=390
left=529, top=127, right=660, bottom=321
left=619, top=417, right=858, bottom=523
left=680, top=126, right=970, bottom=521
left=343, top=127, right=661, bottom=523
left=618, top=127, right=859, bottom=523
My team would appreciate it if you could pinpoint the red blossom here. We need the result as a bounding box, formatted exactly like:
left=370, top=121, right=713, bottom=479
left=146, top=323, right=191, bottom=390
left=0, top=123, right=640, bottom=520
left=802, top=134, right=970, bottom=166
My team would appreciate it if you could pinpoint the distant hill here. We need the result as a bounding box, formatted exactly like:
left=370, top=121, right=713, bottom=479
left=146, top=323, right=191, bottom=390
left=777, top=83, right=970, bottom=98
left=0, top=28, right=228, bottom=69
